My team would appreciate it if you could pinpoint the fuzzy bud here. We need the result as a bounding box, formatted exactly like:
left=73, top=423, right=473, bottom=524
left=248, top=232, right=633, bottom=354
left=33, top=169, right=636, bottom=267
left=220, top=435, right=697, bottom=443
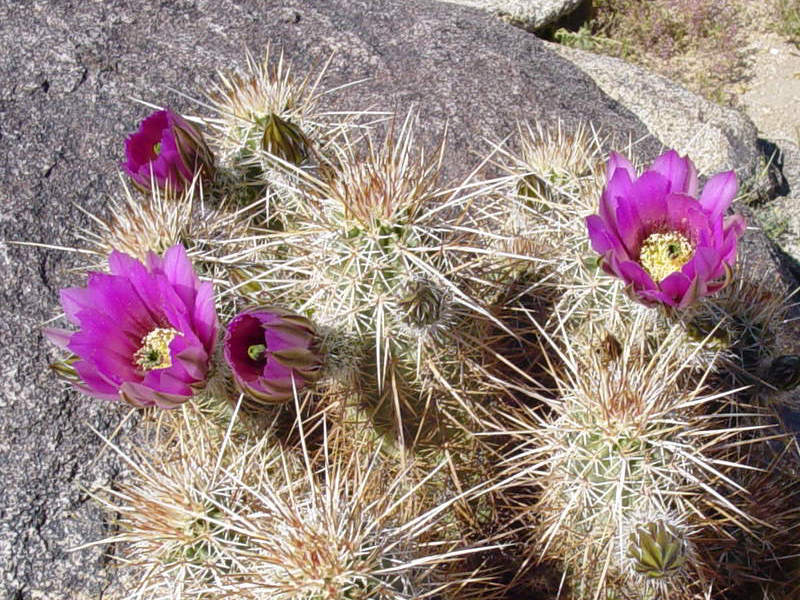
left=685, top=314, right=730, bottom=350
left=397, top=277, right=448, bottom=331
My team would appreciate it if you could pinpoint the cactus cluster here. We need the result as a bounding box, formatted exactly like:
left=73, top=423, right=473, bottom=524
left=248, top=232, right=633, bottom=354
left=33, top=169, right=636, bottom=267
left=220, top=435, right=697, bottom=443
left=44, top=48, right=800, bottom=600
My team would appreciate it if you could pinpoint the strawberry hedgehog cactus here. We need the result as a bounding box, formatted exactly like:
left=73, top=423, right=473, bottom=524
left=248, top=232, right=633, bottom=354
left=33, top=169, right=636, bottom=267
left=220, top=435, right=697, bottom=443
left=43, top=48, right=800, bottom=600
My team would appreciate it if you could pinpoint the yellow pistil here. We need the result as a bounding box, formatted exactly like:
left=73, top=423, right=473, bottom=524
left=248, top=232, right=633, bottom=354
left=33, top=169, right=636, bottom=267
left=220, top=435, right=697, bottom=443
left=134, top=328, right=179, bottom=371
left=638, top=231, right=694, bottom=282
left=247, top=343, right=267, bottom=361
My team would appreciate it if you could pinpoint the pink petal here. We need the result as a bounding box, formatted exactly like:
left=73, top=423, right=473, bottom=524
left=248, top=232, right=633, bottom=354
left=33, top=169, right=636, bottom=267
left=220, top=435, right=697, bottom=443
left=142, top=368, right=193, bottom=397
left=699, top=171, right=738, bottom=222
left=192, top=281, right=218, bottom=353
left=173, top=344, right=210, bottom=382
left=616, top=259, right=658, bottom=290
left=60, top=286, right=95, bottom=325
left=264, top=322, right=313, bottom=354
left=637, top=288, right=678, bottom=307
left=660, top=271, right=692, bottom=303
left=718, top=214, right=746, bottom=264
left=83, top=272, right=156, bottom=336
left=650, top=150, right=698, bottom=196
left=600, top=168, right=634, bottom=229
left=678, top=275, right=707, bottom=309
left=43, top=327, right=72, bottom=350
left=156, top=244, right=199, bottom=311
left=119, top=381, right=158, bottom=408
left=606, top=152, right=636, bottom=182
left=632, top=177, right=669, bottom=230
left=683, top=246, right=721, bottom=282
left=262, top=357, right=294, bottom=386
left=73, top=360, right=122, bottom=400
left=620, top=172, right=669, bottom=252
left=108, top=250, right=144, bottom=277
left=586, top=215, right=614, bottom=254
left=664, top=194, right=708, bottom=238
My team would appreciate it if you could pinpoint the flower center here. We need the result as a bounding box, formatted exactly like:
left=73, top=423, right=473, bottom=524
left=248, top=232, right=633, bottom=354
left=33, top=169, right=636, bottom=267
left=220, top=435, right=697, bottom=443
left=247, top=343, right=267, bottom=362
left=639, top=231, right=694, bottom=282
left=153, top=141, right=162, bottom=156
left=134, top=327, right=179, bottom=371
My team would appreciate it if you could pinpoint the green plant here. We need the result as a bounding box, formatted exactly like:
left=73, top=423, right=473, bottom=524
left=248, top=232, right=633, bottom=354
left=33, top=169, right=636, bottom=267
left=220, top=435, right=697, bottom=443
left=553, top=0, right=750, bottom=106
left=775, top=0, right=800, bottom=47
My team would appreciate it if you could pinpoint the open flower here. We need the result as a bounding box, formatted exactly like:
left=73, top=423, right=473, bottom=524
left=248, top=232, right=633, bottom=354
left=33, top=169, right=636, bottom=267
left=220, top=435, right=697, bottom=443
left=44, top=245, right=217, bottom=409
left=586, top=150, right=746, bottom=308
left=223, top=307, right=322, bottom=404
left=121, top=108, right=215, bottom=194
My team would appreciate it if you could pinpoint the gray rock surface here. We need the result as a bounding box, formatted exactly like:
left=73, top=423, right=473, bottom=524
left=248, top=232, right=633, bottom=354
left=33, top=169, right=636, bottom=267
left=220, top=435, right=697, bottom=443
left=0, top=1, right=790, bottom=599
left=756, top=140, right=800, bottom=269
left=552, top=42, right=764, bottom=183
left=438, top=0, right=587, bottom=31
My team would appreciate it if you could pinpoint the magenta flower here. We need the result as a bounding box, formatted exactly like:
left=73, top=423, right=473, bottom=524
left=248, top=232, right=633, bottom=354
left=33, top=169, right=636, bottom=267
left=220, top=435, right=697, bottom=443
left=224, top=307, right=322, bottom=404
left=121, top=108, right=215, bottom=194
left=586, top=150, right=746, bottom=308
left=44, top=245, right=218, bottom=409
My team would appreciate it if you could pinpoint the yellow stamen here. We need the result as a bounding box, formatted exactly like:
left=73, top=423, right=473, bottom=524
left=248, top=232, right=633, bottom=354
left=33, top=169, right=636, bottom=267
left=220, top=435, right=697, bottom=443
left=639, top=231, right=694, bottom=282
left=134, top=328, right=179, bottom=371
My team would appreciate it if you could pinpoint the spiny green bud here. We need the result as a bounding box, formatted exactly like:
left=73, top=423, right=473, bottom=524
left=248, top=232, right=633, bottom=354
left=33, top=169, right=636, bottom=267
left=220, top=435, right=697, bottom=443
left=627, top=521, right=687, bottom=579
left=261, top=112, right=309, bottom=166
left=316, top=327, right=363, bottom=380
left=397, top=277, right=448, bottom=330
left=766, top=355, right=800, bottom=391
left=597, top=331, right=622, bottom=365
left=517, top=169, right=571, bottom=206
left=517, top=173, right=548, bottom=201
left=685, top=314, right=730, bottom=350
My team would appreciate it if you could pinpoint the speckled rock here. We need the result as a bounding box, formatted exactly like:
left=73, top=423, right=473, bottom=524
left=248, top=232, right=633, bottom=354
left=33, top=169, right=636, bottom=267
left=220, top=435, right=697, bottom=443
left=438, top=0, right=589, bottom=31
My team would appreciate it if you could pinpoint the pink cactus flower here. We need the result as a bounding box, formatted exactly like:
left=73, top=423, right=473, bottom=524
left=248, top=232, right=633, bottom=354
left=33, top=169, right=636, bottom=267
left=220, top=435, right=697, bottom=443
left=44, top=245, right=217, bottom=409
left=586, top=150, right=746, bottom=308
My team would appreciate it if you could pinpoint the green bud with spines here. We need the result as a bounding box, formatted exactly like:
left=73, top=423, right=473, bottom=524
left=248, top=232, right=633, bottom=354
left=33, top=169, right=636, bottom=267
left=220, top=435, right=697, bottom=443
left=627, top=520, right=687, bottom=579
left=516, top=173, right=548, bottom=202
left=766, top=355, right=800, bottom=391
left=261, top=112, right=310, bottom=166
left=684, top=314, right=731, bottom=350
left=398, top=276, right=447, bottom=330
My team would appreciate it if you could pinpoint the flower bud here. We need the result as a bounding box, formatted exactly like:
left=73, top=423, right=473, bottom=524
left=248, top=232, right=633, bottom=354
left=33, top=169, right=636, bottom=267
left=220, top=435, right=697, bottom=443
left=261, top=112, right=309, bottom=166
left=627, top=521, right=687, bottom=579
left=398, top=277, right=446, bottom=329
left=766, top=355, right=800, bottom=391
left=223, top=306, right=322, bottom=404
left=122, top=108, right=215, bottom=194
